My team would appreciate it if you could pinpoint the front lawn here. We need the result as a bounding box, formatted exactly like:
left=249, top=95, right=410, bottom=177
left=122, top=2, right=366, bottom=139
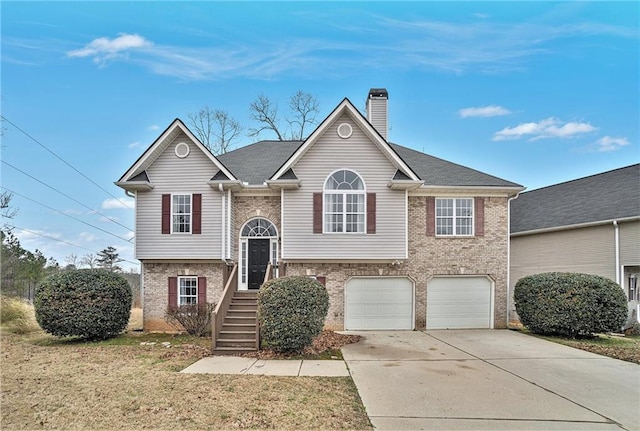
left=537, top=333, right=640, bottom=364
left=0, top=307, right=371, bottom=430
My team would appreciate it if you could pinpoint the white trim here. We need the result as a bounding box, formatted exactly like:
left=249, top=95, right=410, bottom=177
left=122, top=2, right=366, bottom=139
left=511, top=215, right=640, bottom=237
left=337, top=122, right=353, bottom=139
left=435, top=197, right=474, bottom=237
left=119, top=119, right=236, bottom=183
left=410, top=186, right=523, bottom=197
left=170, top=193, right=192, bottom=235
left=270, top=99, right=420, bottom=182
left=323, top=169, right=367, bottom=234
left=174, top=142, right=190, bottom=158
left=177, top=275, right=198, bottom=305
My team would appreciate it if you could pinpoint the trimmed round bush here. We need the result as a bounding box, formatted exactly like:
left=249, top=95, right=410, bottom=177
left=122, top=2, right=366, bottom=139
left=257, top=276, right=329, bottom=352
left=35, top=269, right=132, bottom=339
left=514, top=272, right=627, bottom=337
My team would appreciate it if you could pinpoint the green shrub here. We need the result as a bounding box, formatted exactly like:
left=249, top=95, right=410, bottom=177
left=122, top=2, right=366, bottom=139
left=34, top=269, right=132, bottom=339
left=165, top=303, right=215, bottom=337
left=514, top=272, right=627, bottom=337
left=258, top=276, right=329, bottom=352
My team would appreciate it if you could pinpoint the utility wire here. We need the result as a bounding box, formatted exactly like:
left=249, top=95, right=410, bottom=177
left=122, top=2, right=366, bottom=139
left=2, top=187, right=133, bottom=243
left=0, top=115, right=134, bottom=209
left=2, top=160, right=133, bottom=232
left=6, top=224, right=139, bottom=266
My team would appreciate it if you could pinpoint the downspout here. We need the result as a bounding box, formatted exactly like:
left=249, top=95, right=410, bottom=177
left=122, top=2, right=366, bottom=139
left=613, top=220, right=620, bottom=285
left=219, top=184, right=225, bottom=261
left=506, top=191, right=522, bottom=326
left=227, top=189, right=231, bottom=260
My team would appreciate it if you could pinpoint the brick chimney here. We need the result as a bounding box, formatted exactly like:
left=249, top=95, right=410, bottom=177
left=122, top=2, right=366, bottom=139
left=366, top=88, right=388, bottom=140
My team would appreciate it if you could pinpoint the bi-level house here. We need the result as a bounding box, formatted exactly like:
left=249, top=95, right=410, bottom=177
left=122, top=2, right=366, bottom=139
left=117, top=89, right=523, bottom=350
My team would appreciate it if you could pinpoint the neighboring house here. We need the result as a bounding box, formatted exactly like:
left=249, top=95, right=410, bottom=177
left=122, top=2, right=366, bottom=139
left=117, top=88, right=523, bottom=336
left=510, top=164, right=640, bottom=323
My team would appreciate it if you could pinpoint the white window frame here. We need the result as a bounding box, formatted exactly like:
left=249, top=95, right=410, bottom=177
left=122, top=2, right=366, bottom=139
left=171, top=194, right=192, bottom=234
left=436, top=198, right=474, bottom=237
left=323, top=169, right=366, bottom=234
left=178, top=276, right=198, bottom=305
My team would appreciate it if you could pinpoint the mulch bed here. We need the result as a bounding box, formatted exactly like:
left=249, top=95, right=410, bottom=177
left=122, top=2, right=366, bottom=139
left=241, top=330, right=361, bottom=359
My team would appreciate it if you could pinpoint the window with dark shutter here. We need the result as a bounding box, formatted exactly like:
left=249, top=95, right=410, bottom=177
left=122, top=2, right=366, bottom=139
left=168, top=277, right=178, bottom=310
left=426, top=196, right=435, bottom=236
left=192, top=194, right=202, bottom=234
left=366, top=193, right=376, bottom=234
left=313, top=193, right=323, bottom=234
left=474, top=198, right=485, bottom=237
left=197, top=277, right=207, bottom=304
left=162, top=194, right=171, bottom=234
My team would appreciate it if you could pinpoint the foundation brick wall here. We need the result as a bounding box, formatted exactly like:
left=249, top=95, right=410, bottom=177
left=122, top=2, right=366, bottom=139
left=142, top=261, right=225, bottom=331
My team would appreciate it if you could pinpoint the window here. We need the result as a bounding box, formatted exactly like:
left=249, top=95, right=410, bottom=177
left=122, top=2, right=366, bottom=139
left=324, top=170, right=365, bottom=233
left=172, top=194, right=191, bottom=233
left=436, top=198, right=474, bottom=236
left=178, top=276, right=198, bottom=305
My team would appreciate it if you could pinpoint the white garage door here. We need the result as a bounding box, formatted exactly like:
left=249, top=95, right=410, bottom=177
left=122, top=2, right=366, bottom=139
left=345, top=277, right=414, bottom=330
left=427, top=276, right=492, bottom=329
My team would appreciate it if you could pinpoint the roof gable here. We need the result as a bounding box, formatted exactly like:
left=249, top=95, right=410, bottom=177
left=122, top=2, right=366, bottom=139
left=270, top=98, right=420, bottom=182
left=117, top=119, right=236, bottom=184
left=511, top=164, right=640, bottom=234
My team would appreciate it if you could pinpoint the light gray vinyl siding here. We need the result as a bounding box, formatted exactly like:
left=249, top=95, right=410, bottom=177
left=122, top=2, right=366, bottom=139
left=136, top=134, right=222, bottom=259
left=510, top=224, right=616, bottom=289
left=620, top=220, right=640, bottom=265
left=282, top=114, right=406, bottom=260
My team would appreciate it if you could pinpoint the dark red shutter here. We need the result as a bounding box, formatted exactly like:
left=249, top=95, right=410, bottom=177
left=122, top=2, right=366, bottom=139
left=316, top=276, right=326, bottom=286
left=197, top=277, right=207, bottom=304
left=366, top=193, right=376, bottom=234
left=162, top=194, right=171, bottom=234
left=168, top=277, right=178, bottom=310
left=426, top=197, right=435, bottom=236
left=192, top=194, right=202, bottom=234
left=475, top=198, right=485, bottom=237
left=313, top=193, right=323, bottom=234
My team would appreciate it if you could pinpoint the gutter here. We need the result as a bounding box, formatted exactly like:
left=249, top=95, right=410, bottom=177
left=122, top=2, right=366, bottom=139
left=511, top=216, right=640, bottom=237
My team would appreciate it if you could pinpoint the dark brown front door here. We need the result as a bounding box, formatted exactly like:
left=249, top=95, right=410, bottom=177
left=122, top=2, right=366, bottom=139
left=248, top=239, right=270, bottom=290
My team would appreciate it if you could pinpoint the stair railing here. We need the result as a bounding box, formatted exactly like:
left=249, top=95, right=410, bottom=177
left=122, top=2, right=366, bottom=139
left=262, top=261, right=273, bottom=285
left=212, top=263, right=238, bottom=351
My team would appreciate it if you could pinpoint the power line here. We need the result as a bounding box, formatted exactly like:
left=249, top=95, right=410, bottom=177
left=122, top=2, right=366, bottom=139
left=2, top=160, right=133, bottom=232
left=6, top=224, right=139, bottom=266
left=2, top=187, right=133, bottom=243
left=1, top=115, right=134, bottom=209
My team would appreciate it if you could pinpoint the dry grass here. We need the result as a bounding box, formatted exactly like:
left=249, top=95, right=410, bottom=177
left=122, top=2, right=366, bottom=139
left=1, top=305, right=371, bottom=430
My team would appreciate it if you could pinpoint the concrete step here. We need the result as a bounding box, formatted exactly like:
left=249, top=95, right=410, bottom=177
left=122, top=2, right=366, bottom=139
left=212, top=346, right=257, bottom=355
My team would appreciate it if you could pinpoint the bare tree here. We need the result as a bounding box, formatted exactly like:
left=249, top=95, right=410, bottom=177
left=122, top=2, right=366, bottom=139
left=1, top=190, right=17, bottom=219
left=64, top=253, right=79, bottom=270
left=248, top=94, right=284, bottom=141
left=80, top=253, right=98, bottom=269
left=188, top=106, right=242, bottom=155
left=287, top=90, right=320, bottom=140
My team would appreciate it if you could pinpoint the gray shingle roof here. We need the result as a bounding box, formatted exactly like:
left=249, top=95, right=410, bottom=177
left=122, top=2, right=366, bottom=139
left=216, top=139, right=521, bottom=188
left=511, top=164, right=640, bottom=234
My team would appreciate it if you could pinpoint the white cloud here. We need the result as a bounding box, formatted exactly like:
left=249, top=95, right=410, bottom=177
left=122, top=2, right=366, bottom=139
left=128, top=141, right=141, bottom=149
left=66, top=33, right=152, bottom=65
left=459, top=105, right=511, bottom=118
left=595, top=136, right=630, bottom=152
left=148, top=125, right=160, bottom=131
left=101, top=197, right=134, bottom=210
left=493, top=117, right=597, bottom=141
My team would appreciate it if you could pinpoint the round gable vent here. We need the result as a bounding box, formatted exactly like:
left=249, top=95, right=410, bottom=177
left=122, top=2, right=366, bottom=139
left=337, top=122, right=353, bottom=139
left=175, top=142, right=190, bottom=158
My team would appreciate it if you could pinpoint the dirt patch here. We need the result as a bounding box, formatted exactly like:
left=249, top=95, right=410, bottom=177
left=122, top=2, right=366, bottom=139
left=241, top=331, right=362, bottom=360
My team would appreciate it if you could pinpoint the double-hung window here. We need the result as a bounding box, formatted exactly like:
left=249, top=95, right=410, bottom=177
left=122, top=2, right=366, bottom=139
left=172, top=194, right=191, bottom=233
left=436, top=198, right=474, bottom=236
left=324, top=170, right=365, bottom=233
left=178, top=276, right=198, bottom=305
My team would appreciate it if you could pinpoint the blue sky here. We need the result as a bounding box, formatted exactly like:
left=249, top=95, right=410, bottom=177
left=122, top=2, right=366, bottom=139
left=2, top=1, right=638, bottom=270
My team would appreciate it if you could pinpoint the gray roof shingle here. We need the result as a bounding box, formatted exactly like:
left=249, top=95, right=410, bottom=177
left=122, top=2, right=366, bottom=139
left=511, top=164, right=640, bottom=234
left=216, top=139, right=521, bottom=188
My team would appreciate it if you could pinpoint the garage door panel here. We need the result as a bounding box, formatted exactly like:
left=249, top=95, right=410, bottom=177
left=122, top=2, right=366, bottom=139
left=345, top=277, right=414, bottom=330
left=427, top=277, right=492, bottom=329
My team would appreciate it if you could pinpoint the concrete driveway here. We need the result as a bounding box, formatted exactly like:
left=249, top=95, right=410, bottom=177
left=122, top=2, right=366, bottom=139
left=342, top=330, right=639, bottom=430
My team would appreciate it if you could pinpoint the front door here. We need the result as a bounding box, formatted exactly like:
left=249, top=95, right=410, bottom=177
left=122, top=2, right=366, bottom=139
left=248, top=239, right=270, bottom=289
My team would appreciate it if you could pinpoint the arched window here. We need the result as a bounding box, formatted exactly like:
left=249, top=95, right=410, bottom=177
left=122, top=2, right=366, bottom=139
left=324, top=170, right=366, bottom=233
left=241, top=218, right=278, bottom=237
